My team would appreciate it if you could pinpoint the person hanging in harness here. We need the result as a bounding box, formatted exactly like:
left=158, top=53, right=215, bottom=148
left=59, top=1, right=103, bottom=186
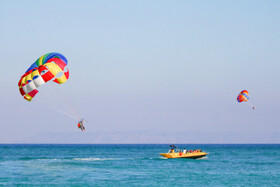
left=77, top=119, right=86, bottom=131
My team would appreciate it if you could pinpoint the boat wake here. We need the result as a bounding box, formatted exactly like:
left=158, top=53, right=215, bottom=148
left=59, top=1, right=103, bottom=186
left=73, top=158, right=115, bottom=161
left=196, top=156, right=208, bottom=160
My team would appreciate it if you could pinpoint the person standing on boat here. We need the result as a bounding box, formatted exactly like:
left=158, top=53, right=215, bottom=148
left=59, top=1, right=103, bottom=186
left=169, top=144, right=176, bottom=153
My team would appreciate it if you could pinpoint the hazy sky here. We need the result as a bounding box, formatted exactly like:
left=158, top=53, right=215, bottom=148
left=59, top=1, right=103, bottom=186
left=0, top=0, right=279, bottom=143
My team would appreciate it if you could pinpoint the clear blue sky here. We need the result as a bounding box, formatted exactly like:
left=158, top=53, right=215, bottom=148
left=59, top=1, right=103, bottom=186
left=0, top=0, right=279, bottom=143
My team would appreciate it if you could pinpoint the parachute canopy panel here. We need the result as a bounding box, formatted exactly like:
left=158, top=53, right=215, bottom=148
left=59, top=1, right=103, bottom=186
left=237, top=90, right=249, bottom=103
left=18, top=52, right=69, bottom=102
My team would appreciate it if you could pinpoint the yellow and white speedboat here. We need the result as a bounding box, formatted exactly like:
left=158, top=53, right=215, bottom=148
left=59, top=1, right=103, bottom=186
left=159, top=149, right=208, bottom=159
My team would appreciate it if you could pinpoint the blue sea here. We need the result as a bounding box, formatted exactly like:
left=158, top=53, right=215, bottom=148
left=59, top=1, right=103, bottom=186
left=0, top=144, right=280, bottom=186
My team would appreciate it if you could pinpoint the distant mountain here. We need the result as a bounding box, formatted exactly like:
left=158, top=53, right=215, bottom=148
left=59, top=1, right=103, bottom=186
left=17, top=130, right=280, bottom=144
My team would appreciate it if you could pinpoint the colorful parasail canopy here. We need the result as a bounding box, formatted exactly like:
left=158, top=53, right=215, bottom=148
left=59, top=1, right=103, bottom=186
left=237, top=90, right=249, bottom=103
left=18, top=52, right=69, bottom=101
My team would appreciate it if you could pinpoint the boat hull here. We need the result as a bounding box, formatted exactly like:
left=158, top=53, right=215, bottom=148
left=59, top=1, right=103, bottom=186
left=159, top=152, right=207, bottom=159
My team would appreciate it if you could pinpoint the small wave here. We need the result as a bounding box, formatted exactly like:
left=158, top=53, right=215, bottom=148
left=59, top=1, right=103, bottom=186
left=18, top=157, right=33, bottom=161
left=37, top=158, right=60, bottom=161
left=18, top=157, right=58, bottom=161
left=73, top=158, right=115, bottom=161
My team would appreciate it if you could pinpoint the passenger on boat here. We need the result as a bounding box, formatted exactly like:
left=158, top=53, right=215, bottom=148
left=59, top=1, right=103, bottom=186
left=183, top=148, right=187, bottom=154
left=169, top=144, right=176, bottom=153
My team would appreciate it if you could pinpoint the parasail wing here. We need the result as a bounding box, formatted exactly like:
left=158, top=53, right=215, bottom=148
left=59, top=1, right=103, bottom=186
left=18, top=52, right=69, bottom=101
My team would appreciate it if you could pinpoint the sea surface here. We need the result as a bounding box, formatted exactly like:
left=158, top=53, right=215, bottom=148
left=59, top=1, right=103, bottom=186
left=0, top=144, right=280, bottom=186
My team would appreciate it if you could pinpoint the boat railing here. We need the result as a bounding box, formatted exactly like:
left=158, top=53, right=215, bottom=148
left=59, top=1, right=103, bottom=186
left=175, top=149, right=182, bottom=153
left=175, top=149, right=203, bottom=154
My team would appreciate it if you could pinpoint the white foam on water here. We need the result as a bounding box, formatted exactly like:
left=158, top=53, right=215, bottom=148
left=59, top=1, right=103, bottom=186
left=37, top=158, right=61, bottom=161
left=73, top=158, right=115, bottom=161
left=197, top=156, right=208, bottom=160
